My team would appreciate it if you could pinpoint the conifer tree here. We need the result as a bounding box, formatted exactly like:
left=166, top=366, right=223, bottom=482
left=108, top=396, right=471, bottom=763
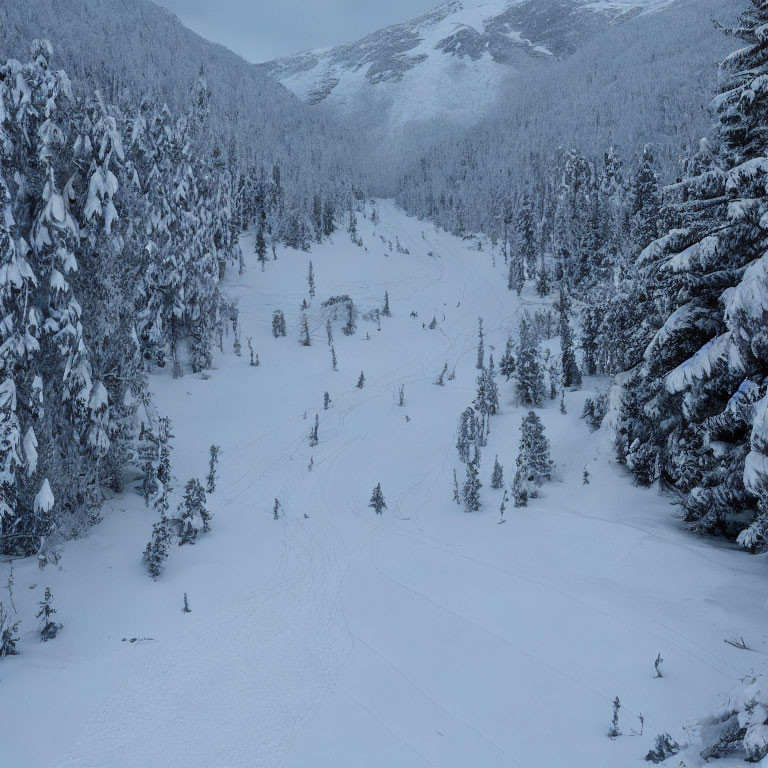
left=500, top=335, right=516, bottom=381
left=515, top=315, right=545, bottom=406
left=331, top=346, right=337, bottom=371
left=300, top=313, right=311, bottom=346
left=383, top=291, right=392, bottom=317
left=36, top=587, right=62, bottom=641
left=206, top=445, right=220, bottom=495
left=174, top=478, right=208, bottom=545
left=513, top=411, right=552, bottom=503
left=462, top=447, right=482, bottom=514
left=559, top=286, right=582, bottom=389
left=369, top=483, right=386, bottom=515
left=309, top=414, right=319, bottom=447
left=272, top=310, right=287, bottom=338
left=308, top=260, right=315, bottom=299
left=476, top=317, right=485, bottom=370
left=453, top=469, right=461, bottom=506
left=357, top=371, right=365, bottom=389
left=491, top=456, right=504, bottom=489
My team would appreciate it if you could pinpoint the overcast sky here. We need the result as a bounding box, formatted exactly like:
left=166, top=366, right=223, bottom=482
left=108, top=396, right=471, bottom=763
left=157, top=0, right=439, bottom=63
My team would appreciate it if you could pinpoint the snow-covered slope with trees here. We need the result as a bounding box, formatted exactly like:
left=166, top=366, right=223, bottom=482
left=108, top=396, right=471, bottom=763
left=1, top=201, right=765, bottom=768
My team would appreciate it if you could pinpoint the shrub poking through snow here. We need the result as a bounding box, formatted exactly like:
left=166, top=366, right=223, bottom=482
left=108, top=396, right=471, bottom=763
left=357, top=371, right=365, bottom=389
left=645, top=733, right=679, bottom=763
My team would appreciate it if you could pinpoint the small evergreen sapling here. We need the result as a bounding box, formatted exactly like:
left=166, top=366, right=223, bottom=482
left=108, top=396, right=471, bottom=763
left=453, top=469, right=461, bottom=506
left=476, top=317, right=485, bottom=370
left=435, top=363, right=448, bottom=386
left=369, top=483, right=387, bottom=515
left=247, top=337, right=259, bottom=366
left=144, top=512, right=171, bottom=578
left=37, top=587, right=62, bottom=641
left=583, top=468, right=591, bottom=485
left=499, top=489, right=508, bottom=520
left=331, top=346, right=338, bottom=371
left=654, top=653, right=663, bottom=678
left=357, top=371, right=365, bottom=389
left=308, top=260, right=315, bottom=299
left=309, top=414, right=319, bottom=447
left=300, top=313, right=311, bottom=346
left=272, top=310, right=287, bottom=338
left=382, top=291, right=391, bottom=317
left=273, top=498, right=281, bottom=520
left=608, top=696, right=621, bottom=739
left=182, top=593, right=191, bottom=613
left=398, top=385, right=406, bottom=407
left=324, top=392, right=331, bottom=410
left=207, top=445, right=220, bottom=495
left=491, top=456, right=504, bottom=489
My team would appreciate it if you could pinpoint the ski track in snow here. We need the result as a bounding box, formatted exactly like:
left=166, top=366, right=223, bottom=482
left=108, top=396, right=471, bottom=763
left=2, top=199, right=764, bottom=768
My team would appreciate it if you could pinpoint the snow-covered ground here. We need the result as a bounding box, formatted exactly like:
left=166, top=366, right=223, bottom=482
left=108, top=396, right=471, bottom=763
left=1, top=200, right=765, bottom=767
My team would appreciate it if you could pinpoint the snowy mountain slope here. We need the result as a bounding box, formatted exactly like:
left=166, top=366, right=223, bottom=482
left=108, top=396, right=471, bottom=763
left=1, top=202, right=764, bottom=768
left=260, top=0, right=682, bottom=128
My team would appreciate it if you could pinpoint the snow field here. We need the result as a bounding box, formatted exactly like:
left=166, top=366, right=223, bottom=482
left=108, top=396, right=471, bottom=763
left=1, top=200, right=764, bottom=768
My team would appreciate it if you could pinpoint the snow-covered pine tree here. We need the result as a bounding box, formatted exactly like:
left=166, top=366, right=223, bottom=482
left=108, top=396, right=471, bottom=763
left=383, top=291, right=391, bottom=317
left=515, top=314, right=545, bottom=407
left=356, top=371, right=365, bottom=389
left=491, top=456, right=504, bottom=489
left=628, top=144, right=660, bottom=259
left=559, top=286, right=582, bottom=389
left=507, top=255, right=524, bottom=295
left=174, top=478, right=207, bottom=545
left=308, top=260, right=315, bottom=299
left=614, top=1, right=768, bottom=546
left=462, top=447, right=482, bottom=513
left=272, top=310, right=286, bottom=338
left=456, top=407, right=479, bottom=464
left=499, top=335, right=516, bottom=380
left=369, top=483, right=386, bottom=515
left=512, top=411, right=552, bottom=503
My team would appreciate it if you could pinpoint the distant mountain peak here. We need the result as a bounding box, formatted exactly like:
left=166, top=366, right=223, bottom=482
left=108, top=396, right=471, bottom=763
left=260, top=0, right=679, bottom=128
